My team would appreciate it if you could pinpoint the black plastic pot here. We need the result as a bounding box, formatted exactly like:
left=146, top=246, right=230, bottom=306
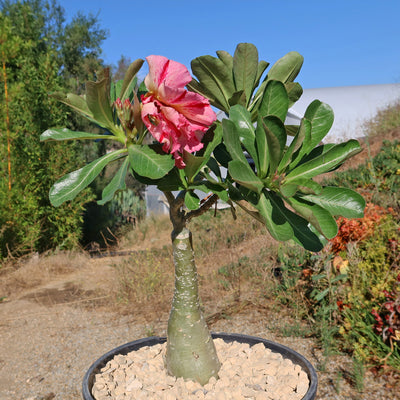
left=82, top=333, right=318, bottom=400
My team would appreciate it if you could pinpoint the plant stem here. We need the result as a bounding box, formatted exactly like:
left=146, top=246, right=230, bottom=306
left=165, top=193, right=221, bottom=385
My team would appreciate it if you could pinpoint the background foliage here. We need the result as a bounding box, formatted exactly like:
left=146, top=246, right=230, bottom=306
left=0, top=0, right=108, bottom=257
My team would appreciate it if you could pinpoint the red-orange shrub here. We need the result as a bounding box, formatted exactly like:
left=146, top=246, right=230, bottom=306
left=330, top=203, right=387, bottom=253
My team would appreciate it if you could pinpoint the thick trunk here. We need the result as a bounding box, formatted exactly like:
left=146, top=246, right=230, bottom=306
left=165, top=227, right=221, bottom=385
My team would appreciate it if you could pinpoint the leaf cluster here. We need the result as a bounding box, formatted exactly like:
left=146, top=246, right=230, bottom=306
left=42, top=43, right=365, bottom=253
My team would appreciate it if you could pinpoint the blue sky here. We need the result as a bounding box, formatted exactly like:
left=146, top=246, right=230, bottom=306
left=60, top=0, right=400, bottom=89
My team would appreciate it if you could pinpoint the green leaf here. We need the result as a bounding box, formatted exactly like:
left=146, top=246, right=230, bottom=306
left=183, top=151, right=206, bottom=183
left=280, top=178, right=322, bottom=197
left=190, top=55, right=235, bottom=112
left=228, top=90, right=246, bottom=107
left=49, top=150, right=126, bottom=207
left=259, top=80, right=289, bottom=122
left=288, top=197, right=338, bottom=239
left=267, top=51, right=304, bottom=83
left=98, top=157, right=129, bottom=205
left=206, top=157, right=222, bottom=180
left=285, top=125, right=299, bottom=137
left=221, top=119, right=249, bottom=164
left=285, top=82, right=303, bottom=107
left=214, top=142, right=231, bottom=168
left=228, top=159, right=264, bottom=193
left=184, top=124, right=223, bottom=182
left=285, top=140, right=362, bottom=182
left=314, top=288, right=329, bottom=302
left=51, top=92, right=94, bottom=122
left=262, top=116, right=287, bottom=176
left=255, top=116, right=268, bottom=178
left=184, top=191, right=200, bottom=210
left=253, top=60, right=270, bottom=91
left=128, top=144, right=175, bottom=179
left=304, top=100, right=334, bottom=149
left=254, top=190, right=293, bottom=241
left=40, top=128, right=116, bottom=142
left=85, top=78, right=115, bottom=131
left=299, top=187, right=365, bottom=218
left=216, top=50, right=234, bottom=70
left=110, top=80, right=122, bottom=103
left=119, top=59, right=144, bottom=101
left=229, top=105, right=258, bottom=165
left=280, top=209, right=326, bottom=252
left=187, top=79, right=226, bottom=112
left=233, top=43, right=259, bottom=106
left=194, top=181, right=229, bottom=203
left=278, top=118, right=311, bottom=173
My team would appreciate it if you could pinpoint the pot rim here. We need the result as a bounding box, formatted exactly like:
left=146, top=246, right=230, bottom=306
left=82, top=332, right=318, bottom=400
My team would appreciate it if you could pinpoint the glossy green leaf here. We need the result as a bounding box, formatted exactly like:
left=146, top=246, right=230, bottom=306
left=214, top=142, right=231, bottom=168
left=49, top=150, right=126, bottom=207
left=51, top=92, right=94, bottom=122
left=228, top=160, right=264, bottom=193
left=304, top=100, right=334, bottom=149
left=229, top=105, right=258, bottom=165
left=216, top=50, right=234, bottom=70
left=267, top=51, right=304, bottom=83
left=278, top=118, right=311, bottom=172
left=228, top=90, right=246, bottom=107
left=285, top=140, right=362, bottom=182
left=254, top=190, right=293, bottom=241
left=183, top=151, right=206, bottom=183
left=262, top=116, right=287, bottom=176
left=187, top=79, right=226, bottom=112
left=285, top=82, right=303, bottom=107
left=184, top=191, right=200, bottom=210
left=280, top=178, right=322, bottom=197
left=190, top=55, right=235, bottom=112
left=40, top=128, right=116, bottom=142
left=184, top=124, right=223, bottom=182
left=255, top=116, right=268, bottom=178
left=206, top=157, right=222, bottom=180
left=119, top=59, right=144, bottom=101
left=233, top=43, right=258, bottom=106
left=110, top=81, right=119, bottom=103
left=259, top=80, right=289, bottom=122
left=299, top=187, right=365, bottom=218
left=194, top=181, right=229, bottom=203
left=279, top=209, right=326, bottom=252
left=98, top=157, right=129, bottom=205
left=285, top=125, right=299, bottom=137
left=128, top=144, right=175, bottom=179
left=253, top=60, right=269, bottom=91
left=221, top=119, right=249, bottom=164
left=288, top=197, right=338, bottom=239
left=86, top=78, right=115, bottom=131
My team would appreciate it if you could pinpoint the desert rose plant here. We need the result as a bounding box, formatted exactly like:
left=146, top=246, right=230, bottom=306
left=41, top=43, right=365, bottom=385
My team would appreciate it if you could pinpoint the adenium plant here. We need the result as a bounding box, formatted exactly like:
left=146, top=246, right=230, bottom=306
left=41, top=43, right=365, bottom=385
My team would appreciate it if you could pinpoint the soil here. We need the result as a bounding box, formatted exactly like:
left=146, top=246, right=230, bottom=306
left=1, top=130, right=400, bottom=400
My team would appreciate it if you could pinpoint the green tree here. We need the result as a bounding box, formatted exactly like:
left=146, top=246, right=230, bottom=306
left=0, top=0, right=107, bottom=257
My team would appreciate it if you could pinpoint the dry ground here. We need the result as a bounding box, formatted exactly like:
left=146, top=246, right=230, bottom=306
left=1, top=130, right=400, bottom=400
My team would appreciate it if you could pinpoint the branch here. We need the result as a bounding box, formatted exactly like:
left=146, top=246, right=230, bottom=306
left=185, top=194, right=219, bottom=222
left=164, top=191, right=186, bottom=237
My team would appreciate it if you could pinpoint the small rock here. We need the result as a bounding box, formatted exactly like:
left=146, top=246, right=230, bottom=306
left=126, top=378, right=143, bottom=391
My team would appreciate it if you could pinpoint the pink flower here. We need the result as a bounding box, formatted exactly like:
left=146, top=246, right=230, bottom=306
left=141, top=55, right=217, bottom=168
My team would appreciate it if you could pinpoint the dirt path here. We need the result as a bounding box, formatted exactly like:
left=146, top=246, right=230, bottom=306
left=1, top=251, right=399, bottom=400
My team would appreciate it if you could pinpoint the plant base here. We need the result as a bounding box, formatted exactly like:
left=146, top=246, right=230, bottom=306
left=82, top=333, right=318, bottom=400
